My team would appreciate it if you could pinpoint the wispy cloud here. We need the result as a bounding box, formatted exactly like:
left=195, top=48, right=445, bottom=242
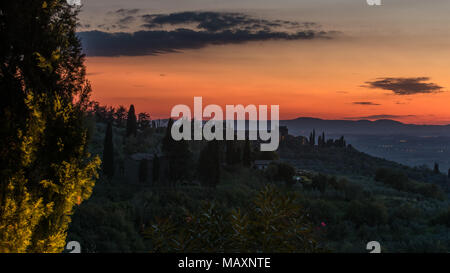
left=352, top=101, right=381, bottom=106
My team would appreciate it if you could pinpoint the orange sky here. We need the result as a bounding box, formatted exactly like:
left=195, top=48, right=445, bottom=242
left=86, top=36, right=450, bottom=125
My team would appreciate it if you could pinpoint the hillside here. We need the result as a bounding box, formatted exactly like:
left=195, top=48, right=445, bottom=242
left=67, top=119, right=450, bottom=253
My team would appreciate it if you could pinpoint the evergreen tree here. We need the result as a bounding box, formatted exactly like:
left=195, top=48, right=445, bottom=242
left=102, top=122, right=115, bottom=180
left=114, top=105, right=127, bottom=127
left=162, top=119, right=192, bottom=187
left=152, top=154, right=160, bottom=185
left=309, top=130, right=316, bottom=146
left=138, top=159, right=148, bottom=184
left=234, top=146, right=242, bottom=165
left=126, top=104, right=137, bottom=137
left=243, top=139, right=252, bottom=167
left=225, top=141, right=235, bottom=165
left=0, top=1, right=100, bottom=252
left=138, top=112, right=150, bottom=130
left=198, top=140, right=221, bottom=188
left=434, top=162, right=440, bottom=174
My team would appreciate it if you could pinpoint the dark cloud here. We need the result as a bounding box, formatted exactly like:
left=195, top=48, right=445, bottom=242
left=140, top=11, right=318, bottom=33
left=78, top=12, right=331, bottom=57
left=115, top=9, right=140, bottom=16
left=363, top=77, right=444, bottom=95
left=352, top=101, right=381, bottom=106
left=118, top=16, right=135, bottom=25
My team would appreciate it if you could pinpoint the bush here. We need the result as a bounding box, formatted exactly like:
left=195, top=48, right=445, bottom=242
left=345, top=200, right=388, bottom=227
left=430, top=208, right=450, bottom=227
left=143, top=186, right=322, bottom=252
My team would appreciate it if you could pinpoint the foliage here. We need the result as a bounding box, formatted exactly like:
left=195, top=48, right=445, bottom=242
left=197, top=140, right=221, bottom=188
left=161, top=119, right=193, bottom=186
left=0, top=1, right=100, bottom=252
left=265, top=162, right=296, bottom=187
left=242, top=139, right=252, bottom=167
left=138, top=159, right=148, bottom=184
left=102, top=122, right=114, bottom=180
left=126, top=105, right=137, bottom=137
left=375, top=168, right=445, bottom=200
left=143, top=186, right=321, bottom=252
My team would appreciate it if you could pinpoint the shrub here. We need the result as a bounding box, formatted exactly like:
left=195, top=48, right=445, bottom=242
left=143, top=186, right=322, bottom=252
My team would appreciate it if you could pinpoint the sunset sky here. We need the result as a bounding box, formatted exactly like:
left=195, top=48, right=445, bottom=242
left=78, top=0, right=450, bottom=125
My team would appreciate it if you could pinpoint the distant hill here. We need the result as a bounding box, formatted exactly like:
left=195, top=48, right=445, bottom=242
left=280, top=117, right=450, bottom=137
left=277, top=135, right=450, bottom=194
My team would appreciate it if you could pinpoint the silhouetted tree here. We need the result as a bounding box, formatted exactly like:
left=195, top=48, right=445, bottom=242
left=138, top=112, right=151, bottom=130
left=114, top=105, right=127, bottom=127
left=102, top=122, right=115, bottom=180
left=138, top=159, right=148, bottom=184
left=126, top=104, right=137, bottom=137
left=434, top=162, right=440, bottom=174
left=277, top=162, right=296, bottom=187
left=0, top=1, right=100, bottom=252
left=162, top=119, right=192, bottom=187
left=309, top=129, right=316, bottom=146
left=234, top=146, right=242, bottom=165
left=198, top=140, right=221, bottom=188
left=225, top=141, right=235, bottom=165
left=152, top=154, right=160, bottom=185
left=243, top=139, right=252, bottom=167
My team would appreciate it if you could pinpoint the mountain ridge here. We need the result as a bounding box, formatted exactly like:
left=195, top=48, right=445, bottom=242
left=280, top=117, right=450, bottom=137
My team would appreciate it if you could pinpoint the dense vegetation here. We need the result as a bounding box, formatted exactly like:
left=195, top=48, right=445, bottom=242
left=0, top=1, right=100, bottom=252
left=67, top=110, right=450, bottom=253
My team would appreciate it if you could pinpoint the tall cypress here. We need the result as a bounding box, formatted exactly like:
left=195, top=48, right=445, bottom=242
left=162, top=118, right=192, bottom=186
left=152, top=154, right=160, bottom=185
left=434, top=162, right=440, bottom=174
left=198, top=140, right=221, bottom=187
left=0, top=1, right=100, bottom=252
left=102, top=122, right=114, bottom=180
left=225, top=141, right=234, bottom=165
left=243, top=139, right=252, bottom=167
left=126, top=104, right=137, bottom=137
left=138, top=159, right=148, bottom=184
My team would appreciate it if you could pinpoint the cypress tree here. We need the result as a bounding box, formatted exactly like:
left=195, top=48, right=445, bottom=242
left=243, top=139, right=252, bottom=167
left=152, top=154, right=160, bottom=185
left=0, top=1, right=100, bottom=252
left=102, top=122, right=115, bottom=180
left=162, top=118, right=192, bottom=186
left=434, top=162, right=440, bottom=174
left=138, top=159, right=148, bottom=184
left=234, top=146, right=242, bottom=165
left=198, top=140, right=221, bottom=187
left=126, top=104, right=137, bottom=137
left=225, top=141, right=234, bottom=165
left=312, top=129, right=316, bottom=146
